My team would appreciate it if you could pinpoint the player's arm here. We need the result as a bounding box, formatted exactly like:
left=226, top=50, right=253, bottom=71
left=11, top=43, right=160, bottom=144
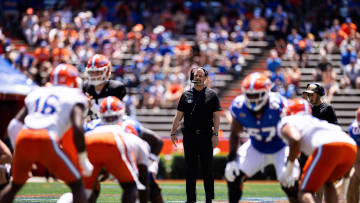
left=0, top=140, right=11, bottom=164
left=224, top=119, right=243, bottom=182
left=71, top=103, right=93, bottom=176
left=7, top=107, right=28, bottom=147
left=137, top=164, right=149, bottom=203
left=139, top=127, right=163, bottom=156
left=71, top=104, right=86, bottom=153
left=279, top=124, right=301, bottom=163
left=135, top=141, right=150, bottom=203
left=114, top=81, right=127, bottom=100
left=228, top=119, right=243, bottom=160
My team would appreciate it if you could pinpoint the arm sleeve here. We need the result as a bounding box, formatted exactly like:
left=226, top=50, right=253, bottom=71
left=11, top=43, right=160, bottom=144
left=177, top=93, right=186, bottom=112
left=327, top=105, right=338, bottom=125
left=115, top=85, right=127, bottom=100
left=211, top=93, right=222, bottom=112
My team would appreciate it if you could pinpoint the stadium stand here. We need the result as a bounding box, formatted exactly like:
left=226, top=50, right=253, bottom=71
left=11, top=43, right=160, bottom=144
left=1, top=0, right=360, bottom=139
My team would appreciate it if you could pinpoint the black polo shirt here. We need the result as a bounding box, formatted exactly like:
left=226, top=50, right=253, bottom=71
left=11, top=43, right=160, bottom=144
left=83, top=80, right=127, bottom=103
left=83, top=80, right=126, bottom=119
left=312, top=102, right=338, bottom=124
left=177, top=87, right=222, bottom=131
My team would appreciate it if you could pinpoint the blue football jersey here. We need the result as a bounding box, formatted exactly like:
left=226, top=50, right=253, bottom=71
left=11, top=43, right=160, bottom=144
left=84, top=115, right=143, bottom=136
left=230, top=92, right=287, bottom=153
left=122, top=115, right=143, bottom=136
left=349, top=120, right=360, bottom=146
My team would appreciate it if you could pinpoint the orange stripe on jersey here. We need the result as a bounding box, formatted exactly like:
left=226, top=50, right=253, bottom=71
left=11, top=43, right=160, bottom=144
left=114, top=132, right=145, bottom=190
left=300, top=142, right=357, bottom=192
left=117, top=133, right=137, bottom=169
left=125, top=125, right=138, bottom=136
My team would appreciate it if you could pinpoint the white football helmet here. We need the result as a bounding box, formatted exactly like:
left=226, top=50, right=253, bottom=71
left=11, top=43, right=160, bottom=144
left=86, top=54, right=111, bottom=85
left=99, top=96, right=125, bottom=125
left=241, top=72, right=271, bottom=111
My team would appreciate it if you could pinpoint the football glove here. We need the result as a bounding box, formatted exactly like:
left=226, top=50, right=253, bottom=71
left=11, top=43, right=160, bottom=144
left=78, top=151, right=94, bottom=177
left=225, top=160, right=239, bottom=182
left=279, top=161, right=298, bottom=187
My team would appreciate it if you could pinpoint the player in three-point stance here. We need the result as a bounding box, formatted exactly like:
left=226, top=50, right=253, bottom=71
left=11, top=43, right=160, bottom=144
left=225, top=72, right=300, bottom=203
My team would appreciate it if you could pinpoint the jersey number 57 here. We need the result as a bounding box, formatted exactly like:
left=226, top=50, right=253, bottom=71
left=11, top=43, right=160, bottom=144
left=247, top=127, right=276, bottom=142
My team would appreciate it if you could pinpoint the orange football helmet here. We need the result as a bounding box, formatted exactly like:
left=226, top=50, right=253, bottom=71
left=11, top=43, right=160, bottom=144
left=99, top=96, right=125, bottom=124
left=285, top=98, right=312, bottom=116
left=241, top=72, right=271, bottom=111
left=86, top=54, right=111, bottom=85
left=50, top=63, right=81, bottom=88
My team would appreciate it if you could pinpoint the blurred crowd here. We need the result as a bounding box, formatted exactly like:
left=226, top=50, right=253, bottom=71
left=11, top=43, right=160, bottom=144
left=1, top=0, right=360, bottom=107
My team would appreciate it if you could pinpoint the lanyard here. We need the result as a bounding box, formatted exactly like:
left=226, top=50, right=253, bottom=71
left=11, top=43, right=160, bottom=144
left=190, top=88, right=205, bottom=116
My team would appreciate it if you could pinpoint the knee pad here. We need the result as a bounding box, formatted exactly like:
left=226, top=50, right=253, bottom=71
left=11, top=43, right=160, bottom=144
left=227, top=171, right=247, bottom=203
left=281, top=181, right=299, bottom=199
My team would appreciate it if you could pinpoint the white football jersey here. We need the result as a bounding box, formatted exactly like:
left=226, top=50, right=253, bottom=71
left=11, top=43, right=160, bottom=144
left=277, top=114, right=356, bottom=156
left=24, top=86, right=88, bottom=138
left=86, top=125, right=150, bottom=166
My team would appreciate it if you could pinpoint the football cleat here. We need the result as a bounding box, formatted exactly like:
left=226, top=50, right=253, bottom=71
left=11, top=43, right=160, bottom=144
left=241, top=72, right=271, bottom=111
left=99, top=96, right=125, bottom=124
left=285, top=98, right=312, bottom=116
left=50, top=63, right=81, bottom=88
left=86, top=54, right=111, bottom=85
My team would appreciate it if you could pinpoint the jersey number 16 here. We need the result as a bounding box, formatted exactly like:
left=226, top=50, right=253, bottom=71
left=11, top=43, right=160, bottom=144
left=34, top=95, right=59, bottom=115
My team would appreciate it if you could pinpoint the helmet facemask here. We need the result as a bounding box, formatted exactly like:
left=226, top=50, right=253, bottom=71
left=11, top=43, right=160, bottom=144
left=86, top=65, right=110, bottom=85
left=244, top=90, right=269, bottom=112
left=99, top=96, right=125, bottom=125
left=100, top=109, right=124, bottom=125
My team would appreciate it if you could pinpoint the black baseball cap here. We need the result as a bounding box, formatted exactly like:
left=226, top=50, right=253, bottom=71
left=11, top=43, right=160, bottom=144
left=304, top=83, right=321, bottom=94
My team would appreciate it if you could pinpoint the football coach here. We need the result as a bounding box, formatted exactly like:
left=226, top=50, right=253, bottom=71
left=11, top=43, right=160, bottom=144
left=170, top=67, right=222, bottom=203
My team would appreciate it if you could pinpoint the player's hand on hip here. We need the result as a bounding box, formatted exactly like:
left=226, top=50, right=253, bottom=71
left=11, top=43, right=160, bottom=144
left=170, top=134, right=178, bottom=147
left=225, top=160, right=239, bottom=182
left=211, top=135, right=218, bottom=148
left=78, top=152, right=94, bottom=177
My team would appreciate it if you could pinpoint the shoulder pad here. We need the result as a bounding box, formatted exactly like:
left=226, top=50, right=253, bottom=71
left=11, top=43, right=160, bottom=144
left=268, top=92, right=286, bottom=110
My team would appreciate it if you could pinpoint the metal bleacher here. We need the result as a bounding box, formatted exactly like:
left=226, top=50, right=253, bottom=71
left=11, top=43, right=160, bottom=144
left=282, top=49, right=360, bottom=132
left=133, top=40, right=269, bottom=137
left=132, top=40, right=360, bottom=136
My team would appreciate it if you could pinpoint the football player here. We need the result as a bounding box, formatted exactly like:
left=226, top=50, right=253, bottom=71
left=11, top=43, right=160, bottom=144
left=61, top=124, right=150, bottom=203
left=347, top=107, right=360, bottom=203
left=84, top=96, right=164, bottom=203
left=83, top=54, right=127, bottom=120
left=0, top=139, right=11, bottom=189
left=0, top=64, right=93, bottom=203
left=277, top=98, right=357, bottom=202
left=224, top=72, right=300, bottom=203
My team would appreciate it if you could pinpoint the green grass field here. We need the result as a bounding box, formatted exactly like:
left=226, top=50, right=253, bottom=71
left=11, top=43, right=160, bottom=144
left=14, top=180, right=287, bottom=202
